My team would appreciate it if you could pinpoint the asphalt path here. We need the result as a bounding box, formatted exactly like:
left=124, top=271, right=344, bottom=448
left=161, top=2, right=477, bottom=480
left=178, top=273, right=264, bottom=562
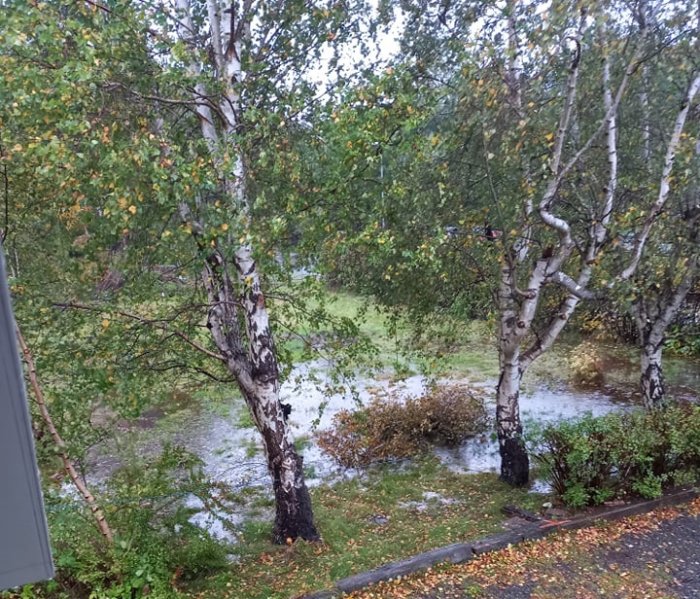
left=420, top=513, right=700, bottom=598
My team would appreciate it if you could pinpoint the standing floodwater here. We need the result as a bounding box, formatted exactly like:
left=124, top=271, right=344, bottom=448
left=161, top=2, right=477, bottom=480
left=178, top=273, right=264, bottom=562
left=77, top=348, right=700, bottom=538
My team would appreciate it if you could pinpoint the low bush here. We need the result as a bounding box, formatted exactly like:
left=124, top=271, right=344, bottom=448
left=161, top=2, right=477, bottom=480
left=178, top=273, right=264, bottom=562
left=534, top=404, right=700, bottom=508
left=317, top=384, right=488, bottom=468
left=568, top=341, right=606, bottom=385
left=18, top=446, right=233, bottom=599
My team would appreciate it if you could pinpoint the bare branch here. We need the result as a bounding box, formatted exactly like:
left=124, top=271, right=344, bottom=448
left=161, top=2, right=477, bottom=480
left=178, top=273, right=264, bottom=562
left=520, top=265, right=593, bottom=371
left=620, top=73, right=700, bottom=280
left=175, top=0, right=220, bottom=149
left=595, top=21, right=618, bottom=246
left=53, top=301, right=228, bottom=363
left=548, top=271, right=596, bottom=300
left=207, top=0, right=224, bottom=72
left=549, top=9, right=586, bottom=177
left=16, top=327, right=114, bottom=543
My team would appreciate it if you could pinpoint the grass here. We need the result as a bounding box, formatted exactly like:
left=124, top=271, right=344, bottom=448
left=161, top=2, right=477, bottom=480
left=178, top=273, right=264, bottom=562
left=104, top=291, right=658, bottom=599
left=236, top=407, right=255, bottom=429
left=295, top=291, right=580, bottom=387
left=347, top=498, right=700, bottom=599
left=294, top=434, right=312, bottom=452
left=283, top=290, right=503, bottom=381
left=243, top=438, right=259, bottom=459
left=286, top=290, right=410, bottom=369
left=190, top=456, right=548, bottom=599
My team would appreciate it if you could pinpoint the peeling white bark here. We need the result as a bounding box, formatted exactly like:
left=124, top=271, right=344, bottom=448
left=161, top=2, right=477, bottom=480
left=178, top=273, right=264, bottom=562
left=621, top=73, right=700, bottom=280
left=174, top=0, right=318, bottom=541
left=636, top=256, right=699, bottom=408
left=596, top=26, right=617, bottom=246
left=493, top=8, right=646, bottom=485
left=641, top=342, right=665, bottom=408
left=640, top=66, right=652, bottom=166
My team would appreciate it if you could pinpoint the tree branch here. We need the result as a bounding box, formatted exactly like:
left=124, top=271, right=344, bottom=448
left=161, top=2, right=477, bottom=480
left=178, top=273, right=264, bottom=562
left=620, top=72, right=700, bottom=280
left=53, top=301, right=228, bottom=362
left=16, top=326, right=114, bottom=543
left=548, top=271, right=597, bottom=300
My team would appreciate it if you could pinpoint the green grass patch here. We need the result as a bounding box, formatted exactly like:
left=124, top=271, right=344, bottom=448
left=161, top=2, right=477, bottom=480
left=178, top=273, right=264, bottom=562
left=294, top=434, right=312, bottom=452
left=190, top=457, right=547, bottom=599
left=278, top=290, right=596, bottom=387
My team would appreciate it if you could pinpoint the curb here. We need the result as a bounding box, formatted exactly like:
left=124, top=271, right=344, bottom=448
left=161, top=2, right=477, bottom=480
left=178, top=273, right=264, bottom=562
left=302, top=486, right=700, bottom=598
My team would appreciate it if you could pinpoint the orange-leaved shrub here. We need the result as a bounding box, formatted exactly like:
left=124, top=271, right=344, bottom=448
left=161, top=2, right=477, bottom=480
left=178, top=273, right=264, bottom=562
left=568, top=340, right=606, bottom=385
left=317, top=384, right=488, bottom=468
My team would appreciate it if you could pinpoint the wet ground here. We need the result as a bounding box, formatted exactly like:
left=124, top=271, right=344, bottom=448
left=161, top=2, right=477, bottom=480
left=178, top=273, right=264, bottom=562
left=84, top=363, right=631, bottom=489
left=79, top=346, right=700, bottom=538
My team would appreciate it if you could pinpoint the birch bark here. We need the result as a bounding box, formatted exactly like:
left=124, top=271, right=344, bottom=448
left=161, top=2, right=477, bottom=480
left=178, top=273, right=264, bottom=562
left=636, top=257, right=699, bottom=409
left=175, top=0, right=318, bottom=542
left=493, top=9, right=639, bottom=484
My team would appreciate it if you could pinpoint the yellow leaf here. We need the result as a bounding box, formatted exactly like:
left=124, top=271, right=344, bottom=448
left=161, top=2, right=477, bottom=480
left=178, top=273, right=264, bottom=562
left=101, top=319, right=110, bottom=329
left=128, top=205, right=137, bottom=214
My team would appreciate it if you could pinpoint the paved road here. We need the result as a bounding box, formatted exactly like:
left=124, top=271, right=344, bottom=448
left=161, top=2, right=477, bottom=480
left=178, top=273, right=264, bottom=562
left=417, top=513, right=700, bottom=599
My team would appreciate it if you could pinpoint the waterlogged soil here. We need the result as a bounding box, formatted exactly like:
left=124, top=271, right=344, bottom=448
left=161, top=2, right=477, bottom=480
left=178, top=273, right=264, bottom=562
left=596, top=350, right=700, bottom=403
left=82, top=347, right=700, bottom=538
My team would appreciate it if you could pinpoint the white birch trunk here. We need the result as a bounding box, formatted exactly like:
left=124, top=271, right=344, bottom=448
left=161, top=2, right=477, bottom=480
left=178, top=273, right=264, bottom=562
left=640, top=341, right=665, bottom=409
left=640, top=66, right=651, bottom=167
left=621, top=73, right=700, bottom=280
left=233, top=246, right=318, bottom=541
left=495, top=263, right=529, bottom=485
left=175, top=0, right=318, bottom=542
left=636, top=257, right=698, bottom=409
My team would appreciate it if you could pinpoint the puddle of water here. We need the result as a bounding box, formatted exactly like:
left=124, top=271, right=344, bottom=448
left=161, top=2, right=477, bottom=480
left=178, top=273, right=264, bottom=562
left=435, top=383, right=631, bottom=475
left=565, top=342, right=700, bottom=403
left=79, top=351, right=700, bottom=538
left=398, top=491, right=460, bottom=512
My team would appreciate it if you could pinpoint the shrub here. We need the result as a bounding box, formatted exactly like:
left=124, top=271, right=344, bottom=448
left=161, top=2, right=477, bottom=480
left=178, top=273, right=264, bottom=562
left=317, top=384, right=488, bottom=468
left=534, top=404, right=700, bottom=508
left=22, top=446, right=233, bottom=599
left=568, top=341, right=606, bottom=385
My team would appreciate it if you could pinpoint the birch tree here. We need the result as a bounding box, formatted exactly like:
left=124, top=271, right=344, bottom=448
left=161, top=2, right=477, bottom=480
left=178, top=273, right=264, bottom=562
left=634, top=251, right=699, bottom=408
left=624, top=7, right=700, bottom=408
left=163, top=0, right=317, bottom=542
left=151, top=0, right=370, bottom=543
left=139, top=0, right=371, bottom=542
left=491, top=0, right=700, bottom=483
left=463, top=1, right=643, bottom=485
left=364, top=0, right=698, bottom=485
left=3, top=0, right=370, bottom=543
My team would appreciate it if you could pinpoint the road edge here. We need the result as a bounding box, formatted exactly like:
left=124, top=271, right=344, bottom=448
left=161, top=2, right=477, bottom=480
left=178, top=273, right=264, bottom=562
left=302, top=486, right=700, bottom=598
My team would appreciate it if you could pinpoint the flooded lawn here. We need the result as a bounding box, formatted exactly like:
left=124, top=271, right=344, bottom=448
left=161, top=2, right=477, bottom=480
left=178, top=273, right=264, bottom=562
left=80, top=345, right=700, bottom=538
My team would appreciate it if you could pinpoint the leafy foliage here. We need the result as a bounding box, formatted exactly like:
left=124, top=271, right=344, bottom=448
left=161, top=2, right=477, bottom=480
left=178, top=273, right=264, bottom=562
left=19, top=446, right=232, bottom=599
left=318, top=384, right=488, bottom=467
left=567, top=341, right=606, bottom=386
left=665, top=321, right=700, bottom=357
left=535, top=405, right=700, bottom=508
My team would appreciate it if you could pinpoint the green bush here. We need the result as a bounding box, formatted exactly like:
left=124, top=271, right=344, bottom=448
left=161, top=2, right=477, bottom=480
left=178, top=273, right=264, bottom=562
left=15, top=446, right=233, bottom=599
left=535, top=404, right=700, bottom=508
left=665, top=323, right=700, bottom=356
left=567, top=341, right=606, bottom=385
left=317, top=383, right=488, bottom=468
